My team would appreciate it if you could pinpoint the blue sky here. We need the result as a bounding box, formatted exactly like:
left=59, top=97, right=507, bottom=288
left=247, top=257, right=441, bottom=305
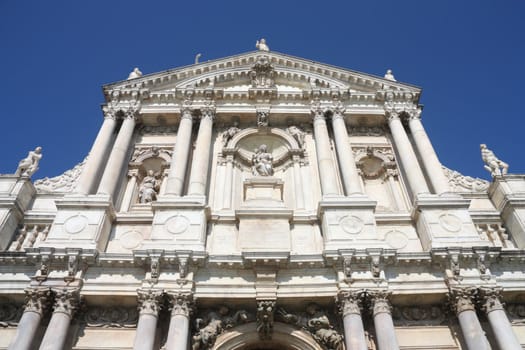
left=1, top=1, right=524, bottom=182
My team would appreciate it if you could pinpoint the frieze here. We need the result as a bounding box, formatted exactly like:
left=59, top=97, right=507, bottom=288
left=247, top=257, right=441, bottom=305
left=507, top=303, right=525, bottom=323
left=34, top=159, right=85, bottom=193
left=278, top=303, right=344, bottom=350
left=83, top=306, right=138, bottom=328
left=392, top=305, right=445, bottom=326
left=0, top=302, right=22, bottom=327
left=348, top=126, right=385, bottom=136
left=139, top=125, right=178, bottom=135
left=130, top=145, right=173, bottom=164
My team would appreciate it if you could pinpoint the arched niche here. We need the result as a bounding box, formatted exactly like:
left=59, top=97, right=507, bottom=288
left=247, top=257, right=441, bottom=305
left=213, top=322, right=323, bottom=350
left=228, top=128, right=303, bottom=172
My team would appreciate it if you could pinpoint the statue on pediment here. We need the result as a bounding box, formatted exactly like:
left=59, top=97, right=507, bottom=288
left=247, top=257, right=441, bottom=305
left=252, top=144, right=273, bottom=176
left=256, top=38, right=270, bottom=52
left=138, top=170, right=160, bottom=203
left=127, top=67, right=143, bottom=80
left=480, top=144, right=508, bottom=177
left=16, top=146, right=42, bottom=177
left=384, top=69, right=396, bottom=81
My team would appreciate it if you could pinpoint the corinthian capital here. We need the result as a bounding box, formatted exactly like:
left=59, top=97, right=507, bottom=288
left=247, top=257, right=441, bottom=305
left=449, top=287, right=477, bottom=315
left=338, top=290, right=365, bottom=316
left=331, top=100, right=346, bottom=119
left=479, top=287, right=504, bottom=314
left=167, top=292, right=193, bottom=317
left=137, top=289, right=164, bottom=317
left=51, top=288, right=80, bottom=317
left=368, top=290, right=392, bottom=316
left=201, top=103, right=216, bottom=121
left=310, top=100, right=325, bottom=121
left=24, top=288, right=52, bottom=315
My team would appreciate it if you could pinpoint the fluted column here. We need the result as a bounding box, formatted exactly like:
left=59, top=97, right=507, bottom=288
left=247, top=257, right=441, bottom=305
left=97, top=109, right=139, bottom=198
left=386, top=112, right=429, bottom=196
left=133, top=289, right=163, bottom=350
left=165, top=106, right=194, bottom=196
left=339, top=291, right=367, bottom=350
left=8, top=288, right=51, bottom=350
left=39, top=289, right=80, bottom=350
left=407, top=113, right=450, bottom=194
left=311, top=103, right=339, bottom=196
left=330, top=103, right=363, bottom=195
left=166, top=293, right=193, bottom=350
left=370, top=291, right=399, bottom=350
left=450, top=288, right=491, bottom=350
left=480, top=288, right=521, bottom=350
left=75, top=109, right=117, bottom=195
left=187, top=105, right=215, bottom=196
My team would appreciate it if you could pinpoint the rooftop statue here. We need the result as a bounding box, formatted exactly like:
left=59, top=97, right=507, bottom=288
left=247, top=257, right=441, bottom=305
left=384, top=69, right=396, bottom=81
left=252, top=144, right=273, bottom=176
left=127, top=67, right=143, bottom=80
left=480, top=143, right=509, bottom=177
left=255, top=38, right=270, bottom=52
left=16, top=146, right=42, bottom=177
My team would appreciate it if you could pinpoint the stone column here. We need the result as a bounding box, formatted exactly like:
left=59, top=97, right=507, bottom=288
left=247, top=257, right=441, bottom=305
left=339, top=291, right=368, bottom=350
left=330, top=103, right=363, bottom=195
left=39, top=289, right=80, bottom=350
left=480, top=288, right=521, bottom=350
left=8, top=288, right=51, bottom=350
left=407, top=113, right=450, bottom=194
left=133, top=289, right=163, bottom=350
left=75, top=108, right=117, bottom=195
left=165, top=293, right=193, bottom=350
left=386, top=112, right=429, bottom=196
left=121, top=169, right=139, bottom=211
left=370, top=291, right=399, bottom=350
left=311, top=103, right=339, bottom=196
left=292, top=155, right=305, bottom=209
left=97, top=109, right=139, bottom=198
left=187, top=105, right=215, bottom=196
left=222, top=154, right=234, bottom=209
left=165, top=106, right=194, bottom=196
left=450, top=288, right=491, bottom=350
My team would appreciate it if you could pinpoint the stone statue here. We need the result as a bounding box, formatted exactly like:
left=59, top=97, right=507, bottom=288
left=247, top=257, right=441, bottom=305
left=480, top=144, right=509, bottom=177
left=127, top=67, right=143, bottom=80
left=194, top=53, right=201, bottom=64
left=221, top=122, right=240, bottom=146
left=286, top=125, right=306, bottom=148
left=16, top=146, right=43, bottom=177
left=192, top=306, right=249, bottom=350
left=255, top=38, right=270, bottom=52
left=138, top=170, right=160, bottom=203
left=252, top=144, right=273, bottom=176
left=278, top=303, right=343, bottom=350
left=384, top=69, right=396, bottom=81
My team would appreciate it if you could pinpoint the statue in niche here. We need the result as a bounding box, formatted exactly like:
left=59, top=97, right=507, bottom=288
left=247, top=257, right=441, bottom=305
left=16, top=146, right=43, bottom=177
left=286, top=125, right=306, bottom=148
left=278, top=303, right=343, bottom=350
left=138, top=170, right=160, bottom=203
left=255, top=38, right=270, bottom=52
left=221, top=121, right=240, bottom=146
left=252, top=144, right=273, bottom=176
left=480, top=143, right=509, bottom=177
left=192, top=306, right=249, bottom=350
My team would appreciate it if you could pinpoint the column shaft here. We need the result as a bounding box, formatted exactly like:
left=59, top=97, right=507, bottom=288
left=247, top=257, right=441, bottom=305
left=165, top=110, right=193, bottom=196
left=388, top=116, right=429, bottom=196
left=293, top=158, right=305, bottom=209
left=457, top=310, right=491, bottom=350
left=75, top=115, right=117, bottom=194
left=187, top=110, right=214, bottom=196
left=408, top=117, right=450, bottom=194
left=312, top=111, right=339, bottom=196
left=97, top=114, right=137, bottom=197
left=166, top=314, right=190, bottom=350
left=331, top=113, right=362, bottom=195
left=222, top=156, right=234, bottom=209
left=39, top=312, right=71, bottom=350
left=8, top=311, right=42, bottom=350
left=121, top=172, right=138, bottom=211
left=487, top=309, right=521, bottom=350
left=343, top=314, right=368, bottom=350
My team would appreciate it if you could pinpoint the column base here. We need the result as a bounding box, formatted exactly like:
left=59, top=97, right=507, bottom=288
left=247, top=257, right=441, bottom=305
left=39, top=194, right=115, bottom=250
left=413, top=194, right=486, bottom=250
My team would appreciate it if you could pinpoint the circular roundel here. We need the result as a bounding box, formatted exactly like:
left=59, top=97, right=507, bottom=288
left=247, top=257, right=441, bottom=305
left=165, top=215, right=190, bottom=235
left=120, top=230, right=143, bottom=250
left=384, top=230, right=409, bottom=249
left=340, top=216, right=364, bottom=234
left=63, top=215, right=88, bottom=234
left=439, top=213, right=463, bottom=233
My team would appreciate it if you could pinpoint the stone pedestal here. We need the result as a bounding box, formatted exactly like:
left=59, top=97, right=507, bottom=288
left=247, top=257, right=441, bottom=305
left=489, top=175, right=525, bottom=248
left=318, top=195, right=378, bottom=252
left=0, top=176, right=35, bottom=250
left=39, top=195, right=115, bottom=250
left=146, top=196, right=208, bottom=252
left=413, top=194, right=486, bottom=250
left=236, top=177, right=292, bottom=252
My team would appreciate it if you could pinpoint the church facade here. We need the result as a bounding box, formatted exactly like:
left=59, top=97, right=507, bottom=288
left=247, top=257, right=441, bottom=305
left=1, top=42, right=525, bottom=350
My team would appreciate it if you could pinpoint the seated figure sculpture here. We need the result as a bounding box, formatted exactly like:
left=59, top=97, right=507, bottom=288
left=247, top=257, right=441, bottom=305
left=16, top=146, right=43, bottom=177
left=252, top=144, right=273, bottom=176
left=138, top=170, right=160, bottom=203
left=480, top=144, right=509, bottom=177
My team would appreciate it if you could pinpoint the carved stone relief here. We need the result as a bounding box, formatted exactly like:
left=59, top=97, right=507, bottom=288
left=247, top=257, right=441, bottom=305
left=249, top=56, right=275, bottom=89
left=34, top=159, right=86, bottom=193
left=392, top=305, right=445, bottom=326
left=0, top=302, right=22, bottom=327
left=257, top=300, right=276, bottom=340
left=83, top=306, right=138, bottom=328
left=442, top=166, right=489, bottom=193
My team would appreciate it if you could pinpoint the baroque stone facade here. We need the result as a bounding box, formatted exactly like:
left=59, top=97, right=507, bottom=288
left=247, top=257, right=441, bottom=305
left=1, top=42, right=525, bottom=349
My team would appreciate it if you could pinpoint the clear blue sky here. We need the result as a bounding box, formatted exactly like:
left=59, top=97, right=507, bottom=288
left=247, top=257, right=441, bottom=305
left=1, top=1, right=524, bottom=181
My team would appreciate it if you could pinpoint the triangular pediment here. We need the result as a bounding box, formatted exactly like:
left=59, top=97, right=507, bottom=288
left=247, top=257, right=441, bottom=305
left=103, top=50, right=420, bottom=103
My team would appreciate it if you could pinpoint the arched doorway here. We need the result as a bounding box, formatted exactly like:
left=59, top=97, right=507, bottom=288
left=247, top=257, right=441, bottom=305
left=213, top=322, right=323, bottom=350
